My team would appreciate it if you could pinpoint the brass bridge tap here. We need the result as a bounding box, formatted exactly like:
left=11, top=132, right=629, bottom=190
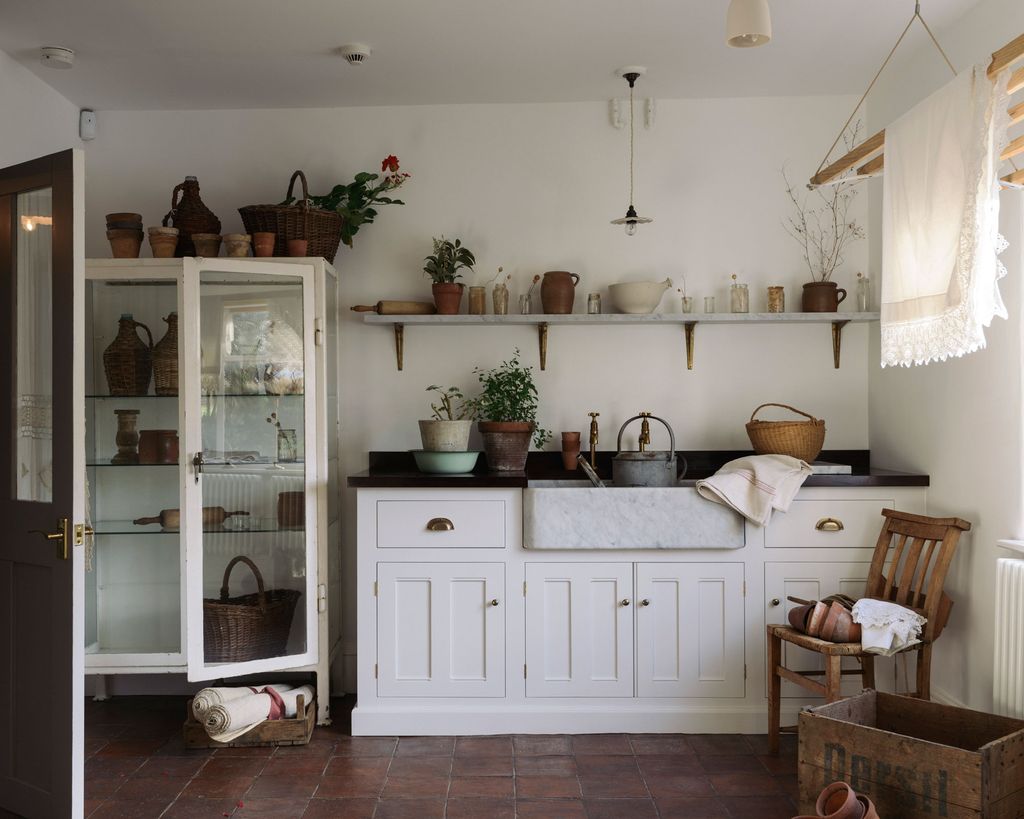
left=588, top=412, right=600, bottom=466
left=638, top=412, right=652, bottom=453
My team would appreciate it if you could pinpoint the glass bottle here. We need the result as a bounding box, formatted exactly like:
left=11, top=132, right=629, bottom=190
left=587, top=293, right=602, bottom=314
left=492, top=283, right=509, bottom=315
left=468, top=286, right=486, bottom=315
left=767, top=286, right=785, bottom=313
left=856, top=273, right=871, bottom=312
left=729, top=275, right=749, bottom=313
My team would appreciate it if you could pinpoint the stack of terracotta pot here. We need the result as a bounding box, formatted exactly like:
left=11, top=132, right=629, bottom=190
left=106, top=212, right=143, bottom=258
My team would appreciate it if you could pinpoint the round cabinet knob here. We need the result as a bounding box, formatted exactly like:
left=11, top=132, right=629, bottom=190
left=620, top=599, right=631, bottom=607
left=489, top=599, right=500, bottom=607
left=640, top=599, right=650, bottom=607
left=769, top=598, right=781, bottom=607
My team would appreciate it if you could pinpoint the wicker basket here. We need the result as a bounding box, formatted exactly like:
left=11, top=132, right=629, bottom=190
left=203, top=556, right=301, bottom=663
left=153, top=312, right=178, bottom=396
left=102, top=315, right=153, bottom=396
left=238, top=170, right=343, bottom=260
left=745, top=403, right=825, bottom=462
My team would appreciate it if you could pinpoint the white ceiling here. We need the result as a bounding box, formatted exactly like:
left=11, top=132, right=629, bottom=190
left=0, top=0, right=980, bottom=110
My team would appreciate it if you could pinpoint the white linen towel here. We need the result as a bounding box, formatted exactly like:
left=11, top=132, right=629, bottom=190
left=204, top=685, right=315, bottom=743
left=881, top=63, right=1011, bottom=367
left=695, top=454, right=812, bottom=526
left=852, top=599, right=927, bottom=656
left=191, top=684, right=294, bottom=721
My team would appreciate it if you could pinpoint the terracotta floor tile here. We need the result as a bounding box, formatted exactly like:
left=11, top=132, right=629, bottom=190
left=515, top=798, right=587, bottom=818
left=161, top=796, right=243, bottom=818
left=515, top=774, right=582, bottom=798
left=85, top=756, right=147, bottom=780
left=198, top=756, right=269, bottom=778
left=394, top=736, right=455, bottom=756
left=514, top=755, right=578, bottom=776
left=743, top=733, right=798, bottom=755
left=513, top=735, right=573, bottom=756
left=274, top=741, right=337, bottom=758
left=333, top=736, right=398, bottom=757
left=708, top=772, right=784, bottom=797
left=687, top=734, right=753, bottom=756
left=451, top=755, right=514, bottom=777
left=578, top=771, right=649, bottom=798
left=181, top=774, right=256, bottom=799
left=699, top=754, right=771, bottom=774
left=85, top=777, right=121, bottom=800
left=718, top=794, right=798, bottom=818
left=373, top=797, right=446, bottom=819
left=445, top=797, right=515, bottom=818
left=776, top=773, right=799, bottom=800
left=635, top=754, right=704, bottom=778
left=573, top=754, right=639, bottom=775
left=655, top=796, right=731, bottom=818
left=583, top=797, right=659, bottom=818
left=135, top=755, right=208, bottom=778
left=212, top=745, right=275, bottom=757
left=315, top=773, right=386, bottom=798
left=88, top=797, right=172, bottom=818
left=448, top=775, right=515, bottom=798
left=96, top=739, right=168, bottom=757
left=381, top=773, right=450, bottom=798
left=571, top=734, right=632, bottom=755
left=302, top=797, right=377, bottom=818
left=628, top=734, right=695, bottom=755
left=323, top=756, right=392, bottom=778
left=245, top=772, right=322, bottom=799
left=757, top=753, right=797, bottom=775
left=234, top=796, right=310, bottom=817
left=643, top=774, right=715, bottom=798
left=85, top=739, right=108, bottom=757
left=84, top=797, right=104, bottom=816
left=454, top=736, right=514, bottom=756
left=387, top=756, right=451, bottom=778
left=260, top=755, right=330, bottom=777
left=113, top=775, right=189, bottom=800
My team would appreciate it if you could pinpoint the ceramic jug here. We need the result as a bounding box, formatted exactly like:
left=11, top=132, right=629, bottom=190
left=540, top=271, right=580, bottom=314
left=163, top=176, right=221, bottom=257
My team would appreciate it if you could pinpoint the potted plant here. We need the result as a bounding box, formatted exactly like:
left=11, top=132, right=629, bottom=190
left=418, top=384, right=475, bottom=451
left=466, top=350, right=552, bottom=472
left=423, top=236, right=475, bottom=315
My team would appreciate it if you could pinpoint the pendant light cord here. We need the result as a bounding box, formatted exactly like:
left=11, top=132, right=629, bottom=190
left=628, top=85, right=636, bottom=207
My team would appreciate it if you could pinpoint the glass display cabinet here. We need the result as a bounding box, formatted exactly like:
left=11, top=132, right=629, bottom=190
left=84, top=257, right=340, bottom=723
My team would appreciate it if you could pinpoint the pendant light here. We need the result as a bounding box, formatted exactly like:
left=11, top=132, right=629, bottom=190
left=726, top=0, right=772, bottom=48
left=611, top=67, right=652, bottom=236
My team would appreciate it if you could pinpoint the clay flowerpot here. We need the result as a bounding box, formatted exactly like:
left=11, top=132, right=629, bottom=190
left=138, top=429, right=177, bottom=464
left=223, top=233, right=251, bottom=257
left=287, top=238, right=308, bottom=257
left=253, top=231, right=275, bottom=257
left=541, top=271, right=580, bottom=315
left=148, top=226, right=179, bottom=258
left=432, top=282, right=465, bottom=315
left=106, top=212, right=143, bottom=225
left=802, top=281, right=847, bottom=312
left=561, top=431, right=581, bottom=470
left=418, top=419, right=473, bottom=452
left=191, top=233, right=222, bottom=257
left=479, top=421, right=533, bottom=472
left=106, top=228, right=143, bottom=259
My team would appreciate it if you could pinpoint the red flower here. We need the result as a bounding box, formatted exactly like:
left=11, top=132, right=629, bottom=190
left=381, top=155, right=400, bottom=173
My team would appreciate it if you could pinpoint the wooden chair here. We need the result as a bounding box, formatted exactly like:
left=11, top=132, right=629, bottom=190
left=766, top=508, right=971, bottom=754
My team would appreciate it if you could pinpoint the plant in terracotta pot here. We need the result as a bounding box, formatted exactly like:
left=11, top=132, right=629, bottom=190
left=418, top=384, right=475, bottom=451
left=466, top=350, right=552, bottom=472
left=423, top=236, right=475, bottom=315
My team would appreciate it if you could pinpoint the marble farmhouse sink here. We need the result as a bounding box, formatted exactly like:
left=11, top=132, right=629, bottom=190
left=523, top=483, right=745, bottom=550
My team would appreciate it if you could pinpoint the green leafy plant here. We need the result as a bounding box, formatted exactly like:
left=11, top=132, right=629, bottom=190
left=423, top=236, right=476, bottom=284
left=426, top=384, right=475, bottom=421
left=466, top=350, right=551, bottom=449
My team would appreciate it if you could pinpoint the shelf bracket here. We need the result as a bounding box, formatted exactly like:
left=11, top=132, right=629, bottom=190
left=684, top=322, right=696, bottom=370
left=538, top=322, right=549, bottom=371
left=394, top=323, right=405, bottom=371
left=831, top=320, right=849, bottom=369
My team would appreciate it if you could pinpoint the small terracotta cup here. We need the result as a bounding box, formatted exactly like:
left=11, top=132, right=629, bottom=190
left=223, top=233, right=251, bottom=258
left=148, top=232, right=178, bottom=258
left=253, top=231, right=275, bottom=257
left=106, top=228, right=142, bottom=259
left=191, top=233, right=222, bottom=257
left=561, top=431, right=582, bottom=471
left=287, top=238, right=308, bottom=257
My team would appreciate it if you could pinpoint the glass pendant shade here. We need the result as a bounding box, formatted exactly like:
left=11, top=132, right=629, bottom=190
left=726, top=0, right=772, bottom=47
left=611, top=205, right=652, bottom=235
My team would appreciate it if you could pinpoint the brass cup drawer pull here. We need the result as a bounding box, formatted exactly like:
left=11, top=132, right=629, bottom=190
left=426, top=517, right=455, bottom=532
left=815, top=517, right=845, bottom=532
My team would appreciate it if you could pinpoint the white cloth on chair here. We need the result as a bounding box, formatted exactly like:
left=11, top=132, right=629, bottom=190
left=852, top=599, right=927, bottom=656
left=880, top=63, right=1011, bottom=368
left=695, top=454, right=812, bottom=526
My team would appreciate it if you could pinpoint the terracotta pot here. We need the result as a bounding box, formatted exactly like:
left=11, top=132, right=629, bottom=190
left=277, top=491, right=305, bottom=528
left=253, top=232, right=275, bottom=257
left=432, top=282, right=465, bottom=315
left=287, top=238, right=308, bottom=257
left=159, top=431, right=179, bottom=464
left=479, top=421, right=533, bottom=472
left=561, top=431, right=581, bottom=470
left=106, top=229, right=142, bottom=259
left=148, top=234, right=178, bottom=258
left=541, top=271, right=580, bottom=314
left=191, top=233, right=222, bottom=257
left=802, top=281, right=847, bottom=312
left=138, top=429, right=177, bottom=464
left=106, top=212, right=143, bottom=224
left=223, top=233, right=251, bottom=257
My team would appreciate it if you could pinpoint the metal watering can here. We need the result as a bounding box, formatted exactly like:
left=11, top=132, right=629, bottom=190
left=612, top=413, right=687, bottom=487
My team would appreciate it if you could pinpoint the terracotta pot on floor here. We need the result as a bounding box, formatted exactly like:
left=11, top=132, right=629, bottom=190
left=479, top=421, right=533, bottom=472
left=802, top=281, right=847, bottom=312
left=432, top=282, right=465, bottom=315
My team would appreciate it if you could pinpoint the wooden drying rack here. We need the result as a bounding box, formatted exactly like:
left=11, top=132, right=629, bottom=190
left=809, top=33, right=1024, bottom=188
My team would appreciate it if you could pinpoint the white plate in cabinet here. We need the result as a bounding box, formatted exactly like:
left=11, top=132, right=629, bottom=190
left=376, top=500, right=506, bottom=549
left=636, top=563, right=745, bottom=699
left=765, top=499, right=895, bottom=549
left=376, top=562, right=505, bottom=697
left=525, top=562, right=634, bottom=698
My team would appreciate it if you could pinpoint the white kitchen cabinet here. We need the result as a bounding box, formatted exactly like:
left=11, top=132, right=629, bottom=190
left=83, top=258, right=340, bottom=723
left=636, top=562, right=745, bottom=698
left=376, top=562, right=505, bottom=697
left=525, top=562, right=634, bottom=697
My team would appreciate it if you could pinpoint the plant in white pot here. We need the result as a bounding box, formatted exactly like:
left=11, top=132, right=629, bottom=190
left=466, top=350, right=552, bottom=472
left=423, top=236, right=475, bottom=315
left=418, top=384, right=475, bottom=451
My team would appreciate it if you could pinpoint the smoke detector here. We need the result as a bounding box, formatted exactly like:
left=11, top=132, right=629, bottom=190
left=40, top=46, right=75, bottom=69
left=339, top=43, right=372, bottom=66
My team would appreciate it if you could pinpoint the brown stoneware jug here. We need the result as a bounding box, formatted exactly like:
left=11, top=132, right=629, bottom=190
left=541, top=271, right=580, bottom=314
left=163, top=176, right=221, bottom=257
left=802, top=281, right=847, bottom=312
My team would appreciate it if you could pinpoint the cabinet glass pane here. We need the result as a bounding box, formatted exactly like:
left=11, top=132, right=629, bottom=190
left=85, top=278, right=182, bottom=657
left=199, top=271, right=308, bottom=666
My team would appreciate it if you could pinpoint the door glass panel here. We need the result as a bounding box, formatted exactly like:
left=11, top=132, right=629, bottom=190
left=199, top=270, right=308, bottom=666
left=13, top=188, right=53, bottom=502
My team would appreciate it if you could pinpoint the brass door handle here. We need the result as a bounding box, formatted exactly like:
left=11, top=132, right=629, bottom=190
left=640, top=599, right=650, bottom=607
left=489, top=599, right=500, bottom=607
left=426, top=517, right=455, bottom=532
left=29, top=517, right=69, bottom=560
left=815, top=517, right=844, bottom=532
left=620, top=599, right=631, bottom=607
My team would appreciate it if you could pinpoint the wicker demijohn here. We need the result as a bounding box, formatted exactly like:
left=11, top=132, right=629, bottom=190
left=745, top=403, right=825, bottom=463
left=203, top=556, right=301, bottom=663
left=238, top=170, right=343, bottom=260
left=102, top=314, right=153, bottom=396
left=153, top=312, right=178, bottom=396
left=163, top=176, right=221, bottom=257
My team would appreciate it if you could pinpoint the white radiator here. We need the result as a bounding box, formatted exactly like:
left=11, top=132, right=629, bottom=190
left=994, top=557, right=1024, bottom=718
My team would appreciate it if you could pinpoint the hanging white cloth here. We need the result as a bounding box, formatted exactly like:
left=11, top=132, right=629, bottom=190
left=880, top=63, right=1011, bottom=367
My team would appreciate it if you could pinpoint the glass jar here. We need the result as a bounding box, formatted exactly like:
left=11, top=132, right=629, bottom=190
left=680, top=296, right=693, bottom=314
left=767, top=286, right=785, bottom=313
left=587, top=293, right=602, bottom=314
left=856, top=274, right=871, bottom=312
left=468, top=286, right=486, bottom=315
left=730, top=279, right=749, bottom=313
left=492, top=283, right=509, bottom=315
left=704, top=296, right=715, bottom=313
left=519, top=293, right=532, bottom=314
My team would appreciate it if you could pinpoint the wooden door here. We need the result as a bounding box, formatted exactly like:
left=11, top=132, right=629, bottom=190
left=0, top=150, right=85, bottom=818
left=636, top=563, right=745, bottom=698
left=525, top=562, right=634, bottom=697
left=377, top=562, right=505, bottom=697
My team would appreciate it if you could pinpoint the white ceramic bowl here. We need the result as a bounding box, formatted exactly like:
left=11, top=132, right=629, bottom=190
left=608, top=278, right=673, bottom=314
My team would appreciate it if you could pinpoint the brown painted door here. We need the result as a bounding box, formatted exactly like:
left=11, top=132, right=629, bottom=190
left=0, top=150, right=78, bottom=818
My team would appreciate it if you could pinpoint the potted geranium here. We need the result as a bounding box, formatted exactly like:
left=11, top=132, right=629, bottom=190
left=423, top=236, right=475, bottom=314
left=419, top=384, right=475, bottom=451
left=466, top=350, right=551, bottom=472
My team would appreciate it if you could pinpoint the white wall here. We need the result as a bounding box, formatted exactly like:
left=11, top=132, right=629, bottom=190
left=867, top=0, right=1024, bottom=711
left=80, top=94, right=871, bottom=689
left=0, top=48, right=80, bottom=167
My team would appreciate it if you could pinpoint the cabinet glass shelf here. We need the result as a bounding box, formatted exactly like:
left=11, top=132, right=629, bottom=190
left=86, top=393, right=304, bottom=399
left=93, top=519, right=306, bottom=535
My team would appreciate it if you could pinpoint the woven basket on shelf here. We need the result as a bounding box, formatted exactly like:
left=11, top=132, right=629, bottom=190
left=238, top=170, right=343, bottom=260
left=153, top=312, right=178, bottom=396
left=745, top=403, right=825, bottom=463
left=203, top=556, right=301, bottom=663
left=102, top=315, right=153, bottom=396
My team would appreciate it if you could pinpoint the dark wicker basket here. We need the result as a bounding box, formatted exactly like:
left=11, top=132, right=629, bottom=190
left=238, top=170, right=343, bottom=260
left=103, top=316, right=153, bottom=396
left=153, top=313, right=178, bottom=396
left=203, top=556, right=301, bottom=663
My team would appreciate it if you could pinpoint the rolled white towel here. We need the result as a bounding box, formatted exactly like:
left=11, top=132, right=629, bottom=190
left=278, top=685, right=315, bottom=718
left=192, top=684, right=294, bottom=721
left=203, top=685, right=316, bottom=743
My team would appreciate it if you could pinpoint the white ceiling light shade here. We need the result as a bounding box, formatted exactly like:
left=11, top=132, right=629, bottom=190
left=39, top=46, right=74, bottom=68
left=726, top=0, right=772, bottom=48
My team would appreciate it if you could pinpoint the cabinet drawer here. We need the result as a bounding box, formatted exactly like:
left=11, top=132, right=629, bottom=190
left=766, top=499, right=894, bottom=549
left=376, top=500, right=506, bottom=549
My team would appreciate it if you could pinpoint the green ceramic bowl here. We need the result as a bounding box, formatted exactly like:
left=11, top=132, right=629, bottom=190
left=411, top=450, right=481, bottom=474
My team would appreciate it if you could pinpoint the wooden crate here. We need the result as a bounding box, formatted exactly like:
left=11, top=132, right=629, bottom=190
left=183, top=694, right=315, bottom=749
left=798, top=691, right=1024, bottom=818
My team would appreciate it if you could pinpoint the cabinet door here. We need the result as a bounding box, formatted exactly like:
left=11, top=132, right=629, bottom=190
left=183, top=259, right=319, bottom=681
left=525, top=562, right=633, bottom=697
left=636, top=563, right=745, bottom=698
left=764, top=562, right=869, bottom=698
left=377, top=562, right=505, bottom=697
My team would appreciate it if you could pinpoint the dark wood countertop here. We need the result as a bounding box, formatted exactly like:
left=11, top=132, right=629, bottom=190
left=347, top=451, right=929, bottom=489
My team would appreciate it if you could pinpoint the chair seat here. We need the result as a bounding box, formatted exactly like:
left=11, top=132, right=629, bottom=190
left=766, top=624, right=928, bottom=655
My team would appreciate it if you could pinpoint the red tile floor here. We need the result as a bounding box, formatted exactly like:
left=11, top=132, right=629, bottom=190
left=85, top=696, right=799, bottom=818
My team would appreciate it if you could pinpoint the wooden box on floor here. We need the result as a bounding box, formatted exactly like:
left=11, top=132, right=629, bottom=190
left=798, top=690, right=1024, bottom=818
left=183, top=695, right=316, bottom=749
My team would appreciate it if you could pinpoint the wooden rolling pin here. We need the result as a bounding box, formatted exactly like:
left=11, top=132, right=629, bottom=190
left=351, top=300, right=437, bottom=315
left=133, top=507, right=249, bottom=529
